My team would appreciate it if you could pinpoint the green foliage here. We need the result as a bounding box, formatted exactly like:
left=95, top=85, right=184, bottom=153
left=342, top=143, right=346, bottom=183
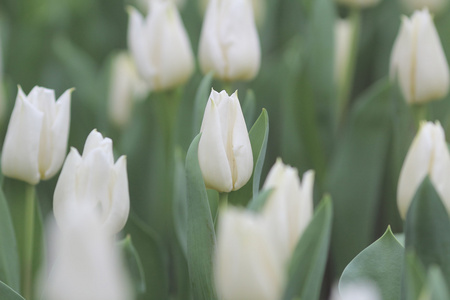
left=118, top=235, right=146, bottom=296
left=0, top=281, right=24, bottom=300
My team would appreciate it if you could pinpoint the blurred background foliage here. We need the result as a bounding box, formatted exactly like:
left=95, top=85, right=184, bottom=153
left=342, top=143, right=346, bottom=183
left=2, top=0, right=450, bottom=297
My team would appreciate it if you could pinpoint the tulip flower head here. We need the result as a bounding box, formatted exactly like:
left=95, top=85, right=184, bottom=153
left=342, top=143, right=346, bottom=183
left=214, top=208, right=284, bottom=300
left=2, top=86, right=71, bottom=185
left=390, top=9, right=449, bottom=104
left=262, top=159, right=314, bottom=262
left=53, top=129, right=130, bottom=234
left=397, top=121, right=450, bottom=219
left=331, top=281, right=381, bottom=300
left=198, top=0, right=261, bottom=81
left=198, top=89, right=253, bottom=192
left=128, top=0, right=195, bottom=91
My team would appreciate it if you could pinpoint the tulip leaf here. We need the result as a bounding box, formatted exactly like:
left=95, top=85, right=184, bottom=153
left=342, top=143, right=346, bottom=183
left=242, top=89, right=256, bottom=129
left=424, top=266, right=450, bottom=300
left=118, top=235, right=146, bottom=295
left=185, top=134, right=217, bottom=300
left=340, top=226, right=404, bottom=300
left=192, top=72, right=214, bottom=136
left=229, top=108, right=269, bottom=206
left=0, top=187, right=20, bottom=292
left=0, top=281, right=24, bottom=300
left=403, top=251, right=426, bottom=300
left=326, top=79, right=393, bottom=274
left=247, top=188, right=273, bottom=212
left=282, top=195, right=333, bottom=300
left=124, top=214, right=169, bottom=300
left=404, top=177, right=450, bottom=288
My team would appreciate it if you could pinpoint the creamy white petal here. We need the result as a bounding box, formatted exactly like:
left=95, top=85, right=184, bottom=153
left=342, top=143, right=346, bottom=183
left=83, top=129, right=114, bottom=164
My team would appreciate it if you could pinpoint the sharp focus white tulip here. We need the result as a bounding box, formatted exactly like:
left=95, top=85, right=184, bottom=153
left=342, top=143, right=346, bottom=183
left=198, top=0, right=261, bottom=81
left=108, top=52, right=149, bottom=128
left=54, top=129, right=130, bottom=234
left=390, top=9, right=449, bottom=104
left=400, top=0, right=448, bottom=14
left=334, top=19, right=353, bottom=91
left=1, top=86, right=71, bottom=185
left=127, top=0, right=195, bottom=91
left=262, top=159, right=314, bottom=262
left=335, top=0, right=381, bottom=9
left=397, top=121, right=450, bottom=219
left=198, top=89, right=253, bottom=192
left=214, top=208, right=284, bottom=300
left=41, top=205, right=132, bottom=300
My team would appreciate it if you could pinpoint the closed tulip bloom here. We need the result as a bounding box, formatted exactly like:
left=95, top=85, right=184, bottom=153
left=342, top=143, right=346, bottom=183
left=41, top=205, right=132, bottom=300
left=331, top=281, right=381, bottom=300
left=198, top=0, right=261, bottom=81
left=54, top=129, right=130, bottom=234
left=262, top=159, right=314, bottom=262
left=397, top=122, right=450, bottom=219
left=335, top=0, right=381, bottom=9
left=2, top=86, right=71, bottom=185
left=390, top=9, right=449, bottom=104
left=198, top=90, right=253, bottom=192
left=128, top=0, right=194, bottom=91
left=400, top=0, right=448, bottom=14
left=214, top=208, right=284, bottom=300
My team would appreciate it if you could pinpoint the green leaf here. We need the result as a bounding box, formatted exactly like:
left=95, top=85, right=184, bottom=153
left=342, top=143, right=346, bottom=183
left=0, top=281, right=24, bottom=300
left=242, top=89, right=256, bottom=129
left=340, top=226, right=404, bottom=300
left=173, top=148, right=188, bottom=257
left=0, top=188, right=20, bottom=291
left=424, top=266, right=450, bottom=300
left=247, top=188, right=273, bottom=212
left=185, top=134, right=217, bottom=300
left=192, top=72, right=214, bottom=136
left=282, top=196, right=333, bottom=300
left=229, top=109, right=269, bottom=206
left=327, top=79, right=393, bottom=274
left=404, top=177, right=450, bottom=288
left=118, top=235, right=146, bottom=295
left=207, top=190, right=219, bottom=225
left=402, top=251, right=426, bottom=300
left=124, top=215, right=169, bottom=300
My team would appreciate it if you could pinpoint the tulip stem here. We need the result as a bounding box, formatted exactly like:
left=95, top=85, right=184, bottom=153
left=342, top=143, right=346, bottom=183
left=23, top=184, right=35, bottom=300
left=412, top=104, right=428, bottom=129
left=219, top=192, right=228, bottom=209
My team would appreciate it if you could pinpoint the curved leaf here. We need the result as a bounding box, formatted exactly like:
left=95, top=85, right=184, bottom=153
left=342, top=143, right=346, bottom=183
left=0, top=281, right=24, bottom=300
left=192, top=72, right=214, bottom=136
left=118, top=235, right=146, bottom=295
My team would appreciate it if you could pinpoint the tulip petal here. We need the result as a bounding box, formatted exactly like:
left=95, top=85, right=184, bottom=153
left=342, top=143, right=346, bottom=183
left=83, top=130, right=114, bottom=164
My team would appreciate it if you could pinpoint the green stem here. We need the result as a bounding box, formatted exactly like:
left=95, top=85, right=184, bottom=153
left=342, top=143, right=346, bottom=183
left=337, top=8, right=361, bottom=127
left=412, top=104, right=428, bottom=129
left=219, top=192, right=228, bottom=209
left=23, top=184, right=35, bottom=300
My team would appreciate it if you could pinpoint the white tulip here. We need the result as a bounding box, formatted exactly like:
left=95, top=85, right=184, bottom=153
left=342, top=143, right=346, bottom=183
left=334, top=19, right=353, bottom=91
left=330, top=281, right=381, bottom=300
left=390, top=9, right=449, bottom=104
left=214, top=208, right=284, bottom=300
left=54, top=129, right=130, bottom=234
left=400, top=0, right=448, bottom=14
left=198, top=89, right=253, bottom=192
left=335, top=0, right=381, bottom=8
left=198, top=0, right=261, bottom=81
left=108, top=52, right=149, bottom=128
left=262, top=159, right=314, bottom=262
left=41, top=205, right=132, bottom=300
left=1, top=86, right=71, bottom=185
left=127, top=0, right=194, bottom=91
left=397, top=121, right=450, bottom=219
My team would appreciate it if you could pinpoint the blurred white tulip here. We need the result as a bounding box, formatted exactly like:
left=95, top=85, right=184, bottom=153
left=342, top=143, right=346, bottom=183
left=331, top=281, right=381, bottom=300
left=198, top=0, right=261, bottom=81
left=198, top=0, right=266, bottom=27
left=40, top=205, right=132, bottom=300
left=390, top=9, right=449, bottom=104
left=54, top=129, right=130, bottom=234
left=198, top=89, right=253, bottom=192
left=108, top=51, right=149, bottom=128
left=127, top=0, right=194, bottom=91
left=214, top=208, right=284, bottom=300
left=397, top=121, right=450, bottom=218
left=262, top=159, right=314, bottom=262
left=400, top=0, right=448, bottom=14
left=1, top=86, right=71, bottom=185
left=334, top=19, right=353, bottom=92
left=335, top=0, right=381, bottom=9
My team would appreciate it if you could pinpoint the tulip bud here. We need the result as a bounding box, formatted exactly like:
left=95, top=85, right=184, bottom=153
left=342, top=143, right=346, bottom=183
left=400, top=0, right=448, bottom=14
left=54, top=129, right=130, bottom=234
left=1, top=86, right=71, bottom=185
left=198, top=89, right=253, bottom=192
left=262, top=159, right=314, bottom=262
left=108, top=52, right=148, bottom=128
left=390, top=9, right=449, bottom=104
left=40, top=205, right=132, bottom=300
left=334, top=19, right=353, bottom=91
left=214, top=208, right=284, bottom=300
left=198, top=0, right=261, bottom=81
left=127, top=0, right=195, bottom=91
left=335, top=0, right=381, bottom=9
left=397, top=121, right=450, bottom=219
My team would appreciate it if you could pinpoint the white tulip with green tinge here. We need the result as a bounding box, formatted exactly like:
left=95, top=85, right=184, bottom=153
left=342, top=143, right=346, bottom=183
left=1, top=86, right=71, bottom=185
left=54, top=129, right=130, bottom=235
left=390, top=9, right=449, bottom=104
left=127, top=0, right=194, bottom=91
left=397, top=121, right=450, bottom=219
left=198, top=90, right=253, bottom=192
